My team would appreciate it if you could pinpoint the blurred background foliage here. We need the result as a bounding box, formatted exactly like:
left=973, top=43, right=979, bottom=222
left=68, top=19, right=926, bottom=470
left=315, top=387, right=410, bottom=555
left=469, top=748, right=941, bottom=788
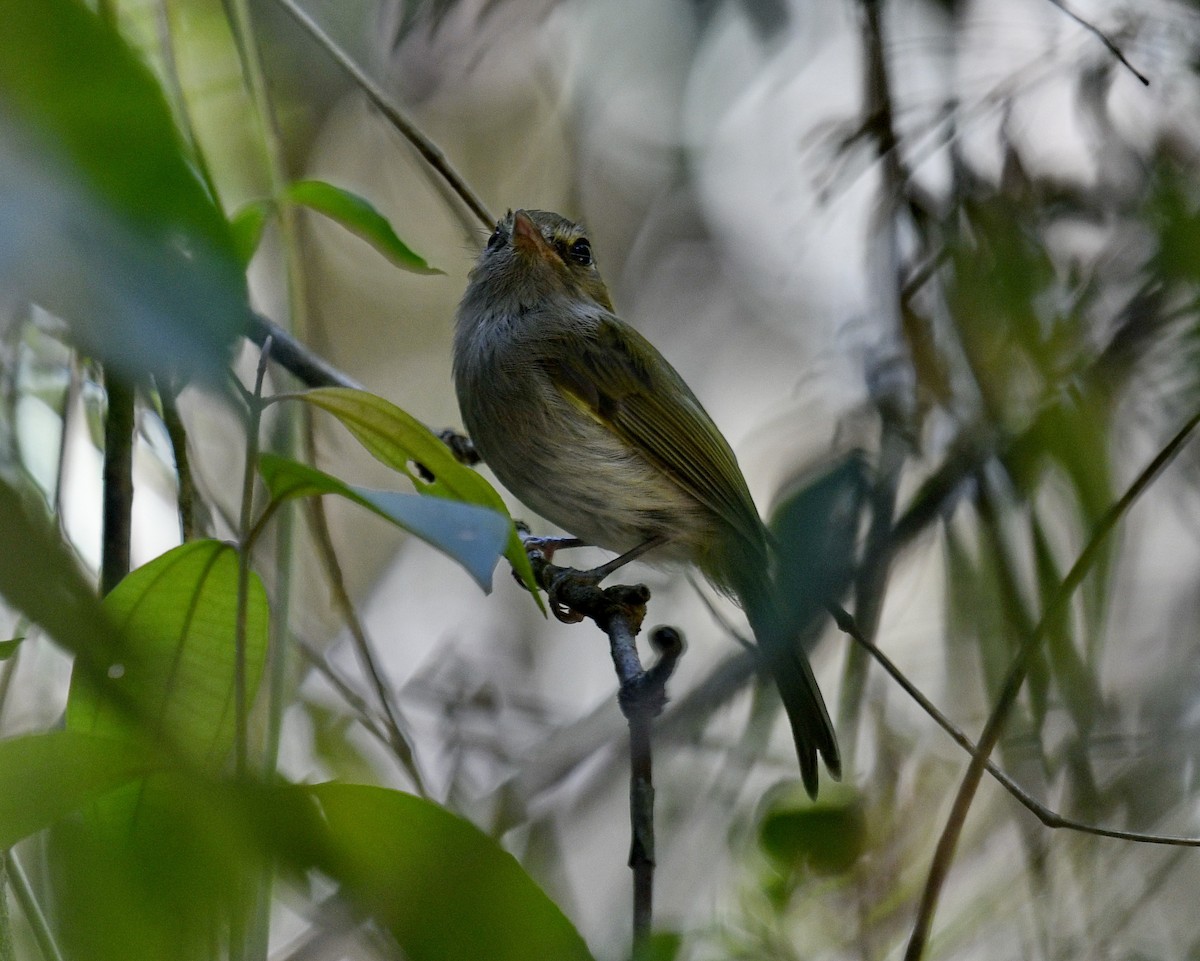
left=3, top=0, right=1200, bottom=959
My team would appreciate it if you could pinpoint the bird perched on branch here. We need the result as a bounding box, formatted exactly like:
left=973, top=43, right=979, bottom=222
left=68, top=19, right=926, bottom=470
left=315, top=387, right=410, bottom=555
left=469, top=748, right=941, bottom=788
left=453, top=208, right=840, bottom=796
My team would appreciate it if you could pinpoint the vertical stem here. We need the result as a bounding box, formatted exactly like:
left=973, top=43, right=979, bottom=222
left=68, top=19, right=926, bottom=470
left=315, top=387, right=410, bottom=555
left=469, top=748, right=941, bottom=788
left=5, top=852, right=65, bottom=961
left=231, top=343, right=271, bottom=961
left=838, top=424, right=904, bottom=755
left=235, top=341, right=272, bottom=781
left=223, top=8, right=307, bottom=956
left=159, top=384, right=197, bottom=542
left=101, top=375, right=135, bottom=595
left=0, top=851, right=13, bottom=961
left=628, top=710, right=655, bottom=951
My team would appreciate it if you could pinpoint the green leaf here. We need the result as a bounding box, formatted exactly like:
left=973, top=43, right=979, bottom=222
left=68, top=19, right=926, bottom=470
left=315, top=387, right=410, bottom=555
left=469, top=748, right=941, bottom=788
left=0, top=731, right=158, bottom=848
left=632, top=932, right=683, bottom=961
left=284, top=180, right=441, bottom=274
left=0, top=637, right=23, bottom=660
left=0, top=0, right=249, bottom=384
left=66, top=541, right=269, bottom=769
left=1031, top=520, right=1099, bottom=734
left=258, top=454, right=508, bottom=592
left=283, top=387, right=542, bottom=606
left=768, top=453, right=868, bottom=634
left=0, top=476, right=119, bottom=671
left=310, top=783, right=594, bottom=961
left=230, top=198, right=274, bottom=266
left=757, top=782, right=866, bottom=876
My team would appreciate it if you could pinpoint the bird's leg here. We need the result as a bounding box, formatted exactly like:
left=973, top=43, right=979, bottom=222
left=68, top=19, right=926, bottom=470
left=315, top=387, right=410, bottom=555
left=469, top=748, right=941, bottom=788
left=520, top=534, right=587, bottom=563
left=582, top=535, right=668, bottom=582
left=546, top=535, right=668, bottom=619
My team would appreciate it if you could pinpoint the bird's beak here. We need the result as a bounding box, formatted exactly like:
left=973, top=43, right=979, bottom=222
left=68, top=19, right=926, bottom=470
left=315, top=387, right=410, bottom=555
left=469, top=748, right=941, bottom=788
left=511, top=210, right=553, bottom=260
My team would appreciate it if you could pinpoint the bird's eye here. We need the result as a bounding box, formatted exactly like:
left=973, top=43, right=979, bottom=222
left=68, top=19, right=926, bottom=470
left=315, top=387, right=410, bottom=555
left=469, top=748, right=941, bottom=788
left=566, top=237, right=592, bottom=266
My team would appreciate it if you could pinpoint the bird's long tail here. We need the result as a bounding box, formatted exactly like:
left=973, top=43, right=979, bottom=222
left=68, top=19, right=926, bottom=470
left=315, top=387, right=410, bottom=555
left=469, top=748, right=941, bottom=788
left=737, top=568, right=841, bottom=799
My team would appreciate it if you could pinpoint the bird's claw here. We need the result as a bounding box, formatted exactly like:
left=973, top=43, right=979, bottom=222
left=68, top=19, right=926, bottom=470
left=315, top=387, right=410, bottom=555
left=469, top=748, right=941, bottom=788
left=547, top=567, right=601, bottom=624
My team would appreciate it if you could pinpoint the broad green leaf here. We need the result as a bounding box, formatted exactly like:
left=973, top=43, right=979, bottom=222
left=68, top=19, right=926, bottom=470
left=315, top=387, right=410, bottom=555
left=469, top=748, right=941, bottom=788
left=257, top=453, right=508, bottom=592
left=46, top=775, right=321, bottom=961
left=284, top=387, right=541, bottom=604
left=66, top=540, right=269, bottom=768
left=0, top=0, right=249, bottom=384
left=0, top=731, right=157, bottom=848
left=230, top=198, right=274, bottom=266
left=310, top=783, right=594, bottom=961
left=284, top=180, right=441, bottom=274
left=757, top=783, right=866, bottom=876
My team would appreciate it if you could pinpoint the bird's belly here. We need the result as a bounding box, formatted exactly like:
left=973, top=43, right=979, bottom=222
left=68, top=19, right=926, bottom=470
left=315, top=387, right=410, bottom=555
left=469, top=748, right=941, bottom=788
left=475, top=406, right=715, bottom=561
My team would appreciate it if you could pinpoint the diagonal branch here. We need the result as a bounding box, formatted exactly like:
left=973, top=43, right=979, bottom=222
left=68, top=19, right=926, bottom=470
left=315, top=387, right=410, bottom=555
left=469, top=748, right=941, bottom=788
left=267, top=0, right=494, bottom=230
left=830, top=605, right=1200, bottom=848
left=1043, top=0, right=1150, bottom=86
left=902, top=406, right=1200, bottom=961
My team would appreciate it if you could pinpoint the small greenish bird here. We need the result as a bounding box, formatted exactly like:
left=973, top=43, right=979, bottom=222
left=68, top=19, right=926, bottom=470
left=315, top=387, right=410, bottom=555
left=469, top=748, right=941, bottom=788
left=453, top=209, right=839, bottom=796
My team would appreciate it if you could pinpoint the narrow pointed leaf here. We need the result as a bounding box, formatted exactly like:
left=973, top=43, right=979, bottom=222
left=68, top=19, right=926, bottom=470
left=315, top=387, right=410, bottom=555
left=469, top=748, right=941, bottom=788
left=282, top=388, right=541, bottom=605
left=230, top=198, right=274, bottom=266
left=258, top=453, right=507, bottom=592
left=285, top=180, right=441, bottom=274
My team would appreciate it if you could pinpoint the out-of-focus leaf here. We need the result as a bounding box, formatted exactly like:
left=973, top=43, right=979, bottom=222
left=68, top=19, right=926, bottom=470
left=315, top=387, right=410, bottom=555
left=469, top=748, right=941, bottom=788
left=309, top=783, right=594, bottom=961
left=230, top=198, right=273, bottom=266
left=0, top=475, right=119, bottom=671
left=258, top=453, right=508, bottom=592
left=757, top=783, right=866, bottom=876
left=283, top=388, right=541, bottom=605
left=632, top=932, right=683, bottom=961
left=66, top=540, right=268, bottom=768
left=47, top=775, right=324, bottom=961
left=768, top=452, right=868, bottom=639
left=0, top=732, right=157, bottom=848
left=1150, top=167, right=1200, bottom=286
left=1031, top=520, right=1100, bottom=734
left=0, top=637, right=22, bottom=659
left=284, top=180, right=441, bottom=274
left=0, top=0, right=249, bottom=384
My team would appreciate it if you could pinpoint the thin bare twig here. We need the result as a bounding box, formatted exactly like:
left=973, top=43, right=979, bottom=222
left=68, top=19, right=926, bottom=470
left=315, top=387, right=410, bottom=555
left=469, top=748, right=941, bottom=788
left=101, top=373, right=135, bottom=595
left=267, top=0, right=494, bottom=230
left=1044, top=0, right=1150, bottom=86
left=902, top=407, right=1200, bottom=961
left=247, top=313, right=364, bottom=393
left=303, top=493, right=427, bottom=794
left=294, top=635, right=394, bottom=751
left=235, top=337, right=273, bottom=782
left=830, top=606, right=1200, bottom=848
left=840, top=0, right=915, bottom=764
left=158, top=381, right=197, bottom=541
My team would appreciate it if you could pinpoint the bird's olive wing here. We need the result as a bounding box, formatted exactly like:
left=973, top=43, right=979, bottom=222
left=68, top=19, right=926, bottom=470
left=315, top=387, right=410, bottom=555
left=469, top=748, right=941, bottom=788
left=543, top=315, right=764, bottom=548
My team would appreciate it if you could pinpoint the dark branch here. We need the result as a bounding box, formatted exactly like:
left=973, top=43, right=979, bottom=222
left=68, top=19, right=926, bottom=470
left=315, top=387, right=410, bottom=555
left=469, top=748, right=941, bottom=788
left=266, top=0, right=495, bottom=228
left=1044, top=0, right=1150, bottom=86
left=101, top=373, right=135, bottom=595
left=524, top=541, right=683, bottom=954
left=830, top=605, right=1200, bottom=848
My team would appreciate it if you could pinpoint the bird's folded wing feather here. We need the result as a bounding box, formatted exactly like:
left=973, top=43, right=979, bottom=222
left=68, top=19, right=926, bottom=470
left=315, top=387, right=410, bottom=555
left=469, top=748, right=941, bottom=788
left=541, top=314, right=764, bottom=549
